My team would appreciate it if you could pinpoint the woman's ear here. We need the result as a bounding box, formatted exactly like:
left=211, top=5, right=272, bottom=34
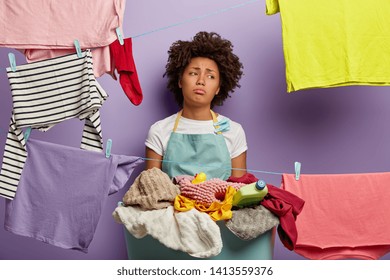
left=178, top=79, right=182, bottom=88
left=215, top=87, right=220, bottom=95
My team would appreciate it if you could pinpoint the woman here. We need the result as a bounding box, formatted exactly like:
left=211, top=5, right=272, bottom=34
left=139, top=32, right=274, bottom=260
left=145, top=31, right=247, bottom=180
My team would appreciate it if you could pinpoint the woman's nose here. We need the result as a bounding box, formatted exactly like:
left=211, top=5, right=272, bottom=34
left=196, top=74, right=205, bottom=86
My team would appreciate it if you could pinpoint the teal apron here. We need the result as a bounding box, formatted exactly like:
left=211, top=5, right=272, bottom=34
left=124, top=110, right=274, bottom=259
left=162, top=110, right=232, bottom=180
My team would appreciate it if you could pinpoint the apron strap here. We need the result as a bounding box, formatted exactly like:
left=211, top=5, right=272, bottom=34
left=210, top=110, right=222, bottom=135
left=173, top=110, right=221, bottom=134
left=173, top=110, right=183, bottom=132
left=210, top=110, right=218, bottom=122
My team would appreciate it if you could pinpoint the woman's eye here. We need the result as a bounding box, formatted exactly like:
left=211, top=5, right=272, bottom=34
left=189, top=72, right=197, bottom=76
left=208, top=75, right=215, bottom=79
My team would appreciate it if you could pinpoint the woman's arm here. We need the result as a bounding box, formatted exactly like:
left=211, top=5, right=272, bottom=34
left=145, top=147, right=163, bottom=170
left=231, top=151, right=247, bottom=177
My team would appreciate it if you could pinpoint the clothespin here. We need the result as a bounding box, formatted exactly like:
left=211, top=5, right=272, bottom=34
left=8, top=53, right=17, bottom=72
left=73, top=39, right=82, bottom=58
left=214, top=117, right=231, bottom=134
left=116, top=27, right=124, bottom=45
left=24, top=127, right=32, bottom=142
left=295, top=161, right=301, bottom=181
left=105, top=139, right=112, bottom=158
left=117, top=201, right=124, bottom=207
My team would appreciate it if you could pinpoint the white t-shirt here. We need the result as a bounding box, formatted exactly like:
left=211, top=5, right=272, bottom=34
left=145, top=113, right=247, bottom=159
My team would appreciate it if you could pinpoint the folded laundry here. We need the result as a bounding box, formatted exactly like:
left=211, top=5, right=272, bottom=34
left=122, top=168, right=180, bottom=210
left=178, top=177, right=245, bottom=207
left=174, top=186, right=237, bottom=221
left=113, top=204, right=222, bottom=258
left=226, top=205, right=279, bottom=240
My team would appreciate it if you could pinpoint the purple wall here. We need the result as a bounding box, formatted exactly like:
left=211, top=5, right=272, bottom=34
left=1, top=0, right=389, bottom=260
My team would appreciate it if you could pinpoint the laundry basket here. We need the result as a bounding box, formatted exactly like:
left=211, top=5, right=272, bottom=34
left=123, top=221, right=275, bottom=260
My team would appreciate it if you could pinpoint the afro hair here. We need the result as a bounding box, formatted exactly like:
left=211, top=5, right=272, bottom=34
left=164, top=31, right=243, bottom=108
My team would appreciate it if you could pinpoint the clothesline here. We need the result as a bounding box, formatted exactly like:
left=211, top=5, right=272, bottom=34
left=130, top=0, right=261, bottom=39
left=0, top=127, right=284, bottom=176
left=141, top=157, right=284, bottom=176
left=140, top=157, right=390, bottom=176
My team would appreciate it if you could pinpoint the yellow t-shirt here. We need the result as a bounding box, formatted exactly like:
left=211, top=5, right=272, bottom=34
left=266, top=0, right=390, bottom=92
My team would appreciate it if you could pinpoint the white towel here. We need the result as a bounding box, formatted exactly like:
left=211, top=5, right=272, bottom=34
left=113, top=205, right=222, bottom=258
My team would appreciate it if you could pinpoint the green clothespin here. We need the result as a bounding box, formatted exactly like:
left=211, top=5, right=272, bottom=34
left=116, top=27, right=124, bottom=45
left=74, top=39, right=82, bottom=58
left=8, top=53, right=17, bottom=72
left=295, top=161, right=301, bottom=181
left=105, top=139, right=112, bottom=158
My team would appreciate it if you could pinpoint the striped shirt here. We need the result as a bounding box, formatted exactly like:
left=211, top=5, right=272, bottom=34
left=0, top=50, right=108, bottom=200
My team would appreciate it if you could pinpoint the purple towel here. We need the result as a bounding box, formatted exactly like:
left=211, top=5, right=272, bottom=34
left=4, top=138, right=143, bottom=252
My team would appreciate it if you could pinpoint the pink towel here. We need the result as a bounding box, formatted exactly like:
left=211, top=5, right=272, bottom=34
left=282, top=173, right=390, bottom=260
left=0, top=0, right=125, bottom=49
left=178, top=178, right=245, bottom=207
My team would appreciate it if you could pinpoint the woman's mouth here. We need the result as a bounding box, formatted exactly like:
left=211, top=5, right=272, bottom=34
left=194, top=89, right=206, bottom=95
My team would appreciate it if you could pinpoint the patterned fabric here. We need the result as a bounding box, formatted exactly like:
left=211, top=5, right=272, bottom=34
left=177, top=177, right=244, bottom=207
left=122, top=167, right=180, bottom=210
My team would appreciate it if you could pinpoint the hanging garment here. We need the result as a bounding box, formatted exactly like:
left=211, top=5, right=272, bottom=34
left=0, top=50, right=107, bottom=200
left=4, top=138, right=143, bottom=252
left=110, top=38, right=143, bottom=106
left=266, top=0, right=390, bottom=92
left=21, top=47, right=112, bottom=78
left=282, top=173, right=390, bottom=260
left=0, top=0, right=125, bottom=49
left=113, top=204, right=222, bottom=258
left=162, top=110, right=232, bottom=180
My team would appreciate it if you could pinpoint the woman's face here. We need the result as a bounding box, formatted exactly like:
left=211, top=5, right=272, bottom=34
left=179, top=57, right=220, bottom=109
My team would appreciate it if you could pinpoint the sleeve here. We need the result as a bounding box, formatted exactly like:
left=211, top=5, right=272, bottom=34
left=230, top=123, right=248, bottom=159
left=145, top=122, right=164, bottom=156
left=0, top=115, right=28, bottom=199
left=266, top=0, right=280, bottom=15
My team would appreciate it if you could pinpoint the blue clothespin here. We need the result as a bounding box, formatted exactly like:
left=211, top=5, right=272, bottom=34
left=8, top=53, right=17, bottom=72
left=24, top=127, right=32, bottom=142
left=214, top=117, right=231, bottom=133
left=116, top=27, right=124, bottom=45
left=295, top=161, right=301, bottom=181
left=73, top=39, right=82, bottom=58
left=105, top=139, right=112, bottom=158
left=117, top=201, right=124, bottom=207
